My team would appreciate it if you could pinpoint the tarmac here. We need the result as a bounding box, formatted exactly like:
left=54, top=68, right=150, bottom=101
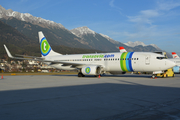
left=0, top=74, right=180, bottom=120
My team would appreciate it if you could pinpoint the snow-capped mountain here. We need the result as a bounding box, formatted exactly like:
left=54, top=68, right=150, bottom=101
left=0, top=5, right=163, bottom=53
left=99, top=33, right=119, bottom=44
left=71, top=26, right=96, bottom=37
left=0, top=5, right=65, bottom=29
left=149, top=44, right=161, bottom=50
left=70, top=26, right=126, bottom=51
left=124, top=41, right=146, bottom=47
left=71, top=27, right=120, bottom=44
left=124, top=41, right=161, bottom=50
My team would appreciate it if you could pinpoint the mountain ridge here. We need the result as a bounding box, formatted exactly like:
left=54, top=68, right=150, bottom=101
left=0, top=20, right=104, bottom=59
left=70, top=26, right=128, bottom=51
left=0, top=5, right=166, bottom=58
left=0, top=5, right=65, bottom=29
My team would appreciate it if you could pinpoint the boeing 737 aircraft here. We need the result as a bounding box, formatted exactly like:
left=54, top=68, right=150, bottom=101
left=4, top=31, right=176, bottom=78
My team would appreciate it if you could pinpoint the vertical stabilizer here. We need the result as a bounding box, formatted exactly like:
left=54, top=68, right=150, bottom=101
left=172, top=52, right=179, bottom=58
left=119, top=46, right=127, bottom=52
left=38, top=31, right=61, bottom=57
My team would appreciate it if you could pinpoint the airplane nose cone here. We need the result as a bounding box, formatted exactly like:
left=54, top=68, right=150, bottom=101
left=166, top=59, right=176, bottom=68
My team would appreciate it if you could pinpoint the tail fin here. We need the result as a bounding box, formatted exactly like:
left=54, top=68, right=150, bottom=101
left=172, top=52, right=179, bottom=58
left=38, top=31, right=61, bottom=57
left=119, top=46, right=127, bottom=52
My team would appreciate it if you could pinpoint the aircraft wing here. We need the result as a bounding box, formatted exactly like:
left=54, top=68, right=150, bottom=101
left=4, top=45, right=90, bottom=67
left=15, top=54, right=44, bottom=60
left=4, top=45, right=50, bottom=61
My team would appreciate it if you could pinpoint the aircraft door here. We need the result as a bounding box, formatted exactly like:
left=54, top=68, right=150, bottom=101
left=145, top=55, right=150, bottom=65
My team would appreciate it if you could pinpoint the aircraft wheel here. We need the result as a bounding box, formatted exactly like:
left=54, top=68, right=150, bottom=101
left=173, top=74, right=175, bottom=77
left=78, top=72, right=84, bottom=77
left=152, top=75, right=156, bottom=79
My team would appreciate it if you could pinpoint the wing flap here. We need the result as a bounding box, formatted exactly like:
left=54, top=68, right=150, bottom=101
left=15, top=54, right=45, bottom=60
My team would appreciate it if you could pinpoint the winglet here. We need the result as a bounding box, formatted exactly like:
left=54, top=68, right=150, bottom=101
left=4, top=45, right=14, bottom=58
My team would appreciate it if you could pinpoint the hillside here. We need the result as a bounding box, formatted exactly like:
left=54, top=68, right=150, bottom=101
left=0, top=20, right=103, bottom=59
left=0, top=20, right=39, bottom=58
left=1, top=17, right=90, bottom=49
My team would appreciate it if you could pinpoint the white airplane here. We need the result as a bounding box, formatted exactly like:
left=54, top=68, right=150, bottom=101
left=171, top=52, right=180, bottom=73
left=172, top=52, right=179, bottom=58
left=4, top=31, right=176, bottom=78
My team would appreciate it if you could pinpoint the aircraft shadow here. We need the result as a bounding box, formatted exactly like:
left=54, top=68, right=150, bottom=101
left=52, top=74, right=153, bottom=78
left=0, top=81, right=180, bottom=120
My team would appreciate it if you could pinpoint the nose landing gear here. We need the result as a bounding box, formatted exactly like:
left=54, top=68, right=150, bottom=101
left=151, top=74, right=157, bottom=79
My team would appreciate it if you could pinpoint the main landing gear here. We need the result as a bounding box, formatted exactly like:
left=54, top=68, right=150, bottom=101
left=78, top=72, right=85, bottom=77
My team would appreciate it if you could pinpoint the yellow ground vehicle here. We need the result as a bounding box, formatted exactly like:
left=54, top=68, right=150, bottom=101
left=157, top=68, right=175, bottom=78
left=154, top=52, right=175, bottom=78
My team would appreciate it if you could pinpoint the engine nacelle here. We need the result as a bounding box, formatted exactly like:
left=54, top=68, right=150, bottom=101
left=81, top=65, right=101, bottom=75
left=109, top=72, right=126, bottom=75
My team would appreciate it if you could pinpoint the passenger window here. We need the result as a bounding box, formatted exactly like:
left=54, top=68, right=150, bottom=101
left=134, top=58, right=136, bottom=60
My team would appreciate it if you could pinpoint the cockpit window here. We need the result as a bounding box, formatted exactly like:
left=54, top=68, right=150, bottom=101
left=157, top=57, right=166, bottom=60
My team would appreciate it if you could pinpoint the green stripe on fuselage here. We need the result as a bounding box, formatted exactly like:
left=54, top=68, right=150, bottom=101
left=120, top=52, right=129, bottom=72
left=123, top=52, right=128, bottom=71
left=120, top=52, right=125, bottom=71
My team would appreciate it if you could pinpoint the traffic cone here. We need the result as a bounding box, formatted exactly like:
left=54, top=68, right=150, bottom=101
left=1, top=74, right=3, bottom=79
left=98, top=74, right=100, bottom=78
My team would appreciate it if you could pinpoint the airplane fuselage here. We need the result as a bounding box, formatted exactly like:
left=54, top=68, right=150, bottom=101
left=47, top=52, right=175, bottom=73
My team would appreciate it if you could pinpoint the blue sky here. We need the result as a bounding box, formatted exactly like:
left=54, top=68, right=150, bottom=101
left=1, top=0, right=180, bottom=54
